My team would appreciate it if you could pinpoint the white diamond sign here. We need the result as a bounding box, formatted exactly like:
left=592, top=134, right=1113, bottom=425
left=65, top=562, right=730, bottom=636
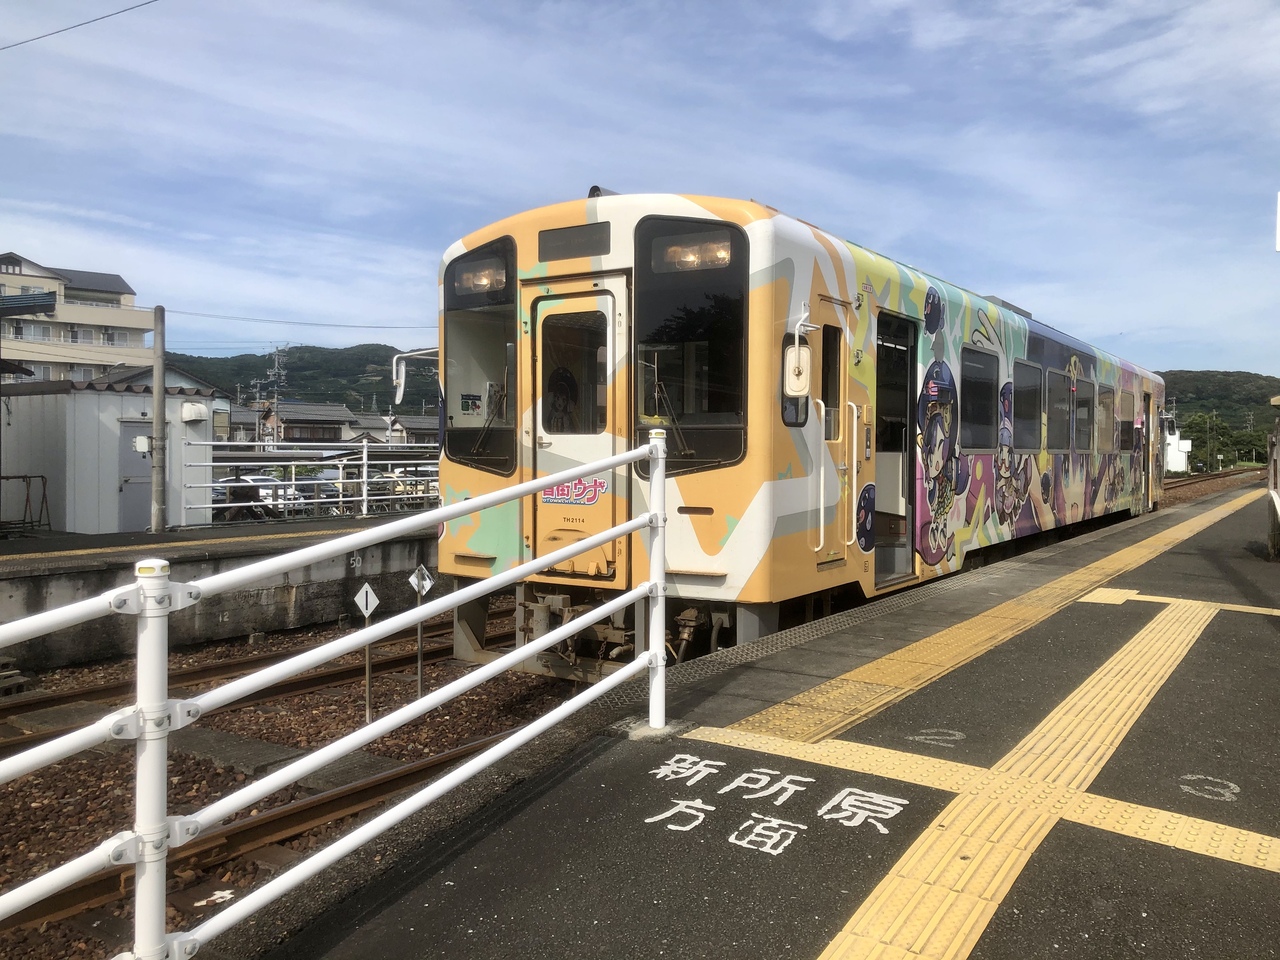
left=354, top=582, right=379, bottom=618
left=409, top=564, right=434, bottom=598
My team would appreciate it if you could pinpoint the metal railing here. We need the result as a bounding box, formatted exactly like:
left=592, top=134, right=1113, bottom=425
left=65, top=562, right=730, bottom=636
left=0, top=431, right=668, bottom=959
left=184, top=439, right=441, bottom=522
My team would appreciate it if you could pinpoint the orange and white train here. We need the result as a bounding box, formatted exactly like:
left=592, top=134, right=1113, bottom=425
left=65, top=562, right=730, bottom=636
left=436, top=190, right=1164, bottom=679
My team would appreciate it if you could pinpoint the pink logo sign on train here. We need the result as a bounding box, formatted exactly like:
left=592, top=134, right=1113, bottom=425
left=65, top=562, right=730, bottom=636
left=542, top=477, right=608, bottom=506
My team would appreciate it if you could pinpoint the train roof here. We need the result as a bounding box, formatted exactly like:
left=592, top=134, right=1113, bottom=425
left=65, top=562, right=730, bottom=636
left=447, top=191, right=1162, bottom=387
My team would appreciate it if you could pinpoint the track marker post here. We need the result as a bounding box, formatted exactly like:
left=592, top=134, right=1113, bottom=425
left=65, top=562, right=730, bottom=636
left=409, top=564, right=434, bottom=698
left=354, top=582, right=380, bottom=723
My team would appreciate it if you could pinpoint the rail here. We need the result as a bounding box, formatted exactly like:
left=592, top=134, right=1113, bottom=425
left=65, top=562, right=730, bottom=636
left=182, top=438, right=440, bottom=522
left=0, top=431, right=669, bottom=959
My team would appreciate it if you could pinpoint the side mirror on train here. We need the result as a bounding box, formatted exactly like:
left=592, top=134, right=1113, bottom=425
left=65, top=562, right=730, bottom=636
left=393, top=358, right=407, bottom=405
left=783, top=343, right=812, bottom=397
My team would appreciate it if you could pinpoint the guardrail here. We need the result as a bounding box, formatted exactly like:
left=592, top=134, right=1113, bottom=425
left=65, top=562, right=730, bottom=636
left=0, top=432, right=669, bottom=959
left=183, top=439, right=441, bottom=522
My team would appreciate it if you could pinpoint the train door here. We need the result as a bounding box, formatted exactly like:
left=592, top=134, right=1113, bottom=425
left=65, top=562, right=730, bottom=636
left=529, top=275, right=629, bottom=583
left=811, top=297, right=855, bottom=565
left=874, top=315, right=916, bottom=584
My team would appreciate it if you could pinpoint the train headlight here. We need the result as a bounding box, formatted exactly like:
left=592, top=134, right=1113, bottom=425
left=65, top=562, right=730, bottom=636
left=453, top=257, right=507, bottom=296
left=654, top=229, right=732, bottom=272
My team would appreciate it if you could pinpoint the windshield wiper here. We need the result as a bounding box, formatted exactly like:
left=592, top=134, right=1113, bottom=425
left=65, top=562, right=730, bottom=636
left=641, top=352, right=695, bottom=456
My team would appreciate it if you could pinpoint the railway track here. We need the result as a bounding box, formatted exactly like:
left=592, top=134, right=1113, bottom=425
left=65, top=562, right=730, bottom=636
left=0, top=624, right=455, bottom=724
left=2, top=727, right=520, bottom=930
left=0, top=619, right=516, bottom=759
left=1163, top=466, right=1264, bottom=490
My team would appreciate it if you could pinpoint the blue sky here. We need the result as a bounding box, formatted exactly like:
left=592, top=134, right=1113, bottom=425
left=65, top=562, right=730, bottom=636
left=2, top=0, right=1278, bottom=374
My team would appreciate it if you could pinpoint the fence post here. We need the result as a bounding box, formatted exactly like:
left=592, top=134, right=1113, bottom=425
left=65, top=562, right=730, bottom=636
left=362, top=438, right=370, bottom=516
left=132, top=558, right=176, bottom=960
left=646, top=430, right=668, bottom=729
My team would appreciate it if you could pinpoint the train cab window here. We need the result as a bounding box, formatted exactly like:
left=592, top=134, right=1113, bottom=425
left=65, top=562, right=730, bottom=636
left=960, top=347, right=998, bottom=450
left=1119, top=392, right=1136, bottom=450
left=541, top=312, right=607, bottom=435
left=442, top=238, right=518, bottom=475
left=1097, top=386, right=1116, bottom=453
left=634, top=217, right=748, bottom=478
left=1046, top=371, right=1071, bottom=450
left=1013, top=360, right=1042, bottom=450
left=1074, top=380, right=1095, bottom=450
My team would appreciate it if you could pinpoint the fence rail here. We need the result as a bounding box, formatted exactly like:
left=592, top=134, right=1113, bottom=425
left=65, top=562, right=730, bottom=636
left=183, top=439, right=440, bottom=523
left=0, top=432, right=669, bottom=959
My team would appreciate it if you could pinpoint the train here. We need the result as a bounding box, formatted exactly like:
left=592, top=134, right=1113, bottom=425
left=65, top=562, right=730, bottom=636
left=436, top=190, right=1164, bottom=679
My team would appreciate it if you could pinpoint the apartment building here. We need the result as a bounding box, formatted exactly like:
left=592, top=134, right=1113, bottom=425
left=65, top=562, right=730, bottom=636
left=0, top=252, right=152, bottom=382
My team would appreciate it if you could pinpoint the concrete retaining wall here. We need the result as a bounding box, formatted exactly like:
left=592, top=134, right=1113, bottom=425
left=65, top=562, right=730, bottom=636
left=0, top=535, right=447, bottom=671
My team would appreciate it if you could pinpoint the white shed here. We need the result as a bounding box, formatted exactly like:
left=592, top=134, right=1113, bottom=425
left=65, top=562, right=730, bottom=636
left=1165, top=426, right=1193, bottom=473
left=0, top=380, right=219, bottom=534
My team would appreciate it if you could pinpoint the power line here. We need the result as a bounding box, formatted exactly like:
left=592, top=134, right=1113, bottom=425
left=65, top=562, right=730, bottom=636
left=166, top=309, right=426, bottom=330
left=0, top=0, right=163, bottom=53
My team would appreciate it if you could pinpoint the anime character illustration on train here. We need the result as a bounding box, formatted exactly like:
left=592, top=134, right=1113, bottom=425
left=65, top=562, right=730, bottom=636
left=994, top=382, right=1034, bottom=526
left=916, top=360, right=969, bottom=566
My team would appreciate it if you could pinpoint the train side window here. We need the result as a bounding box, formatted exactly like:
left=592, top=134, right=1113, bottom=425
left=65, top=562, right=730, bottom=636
left=1097, top=386, right=1116, bottom=453
left=1046, top=371, right=1071, bottom=450
left=781, top=334, right=809, bottom=427
left=1074, top=379, right=1095, bottom=450
left=821, top=325, right=842, bottom=440
left=960, top=346, right=998, bottom=450
left=1119, top=392, right=1136, bottom=450
left=1013, top=360, right=1042, bottom=450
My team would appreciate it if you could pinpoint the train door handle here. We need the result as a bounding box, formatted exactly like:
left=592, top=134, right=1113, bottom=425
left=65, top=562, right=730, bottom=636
left=536, top=439, right=552, bottom=448
left=901, top=427, right=909, bottom=498
left=812, top=399, right=826, bottom=554
left=845, top=401, right=858, bottom=548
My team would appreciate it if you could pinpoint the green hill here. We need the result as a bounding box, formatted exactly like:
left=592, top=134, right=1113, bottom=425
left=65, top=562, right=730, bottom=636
left=168, top=343, right=438, bottom=415
left=1157, top=370, right=1278, bottom=469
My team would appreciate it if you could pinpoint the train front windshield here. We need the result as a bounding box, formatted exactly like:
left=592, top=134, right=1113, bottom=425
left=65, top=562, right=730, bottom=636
left=633, top=217, right=749, bottom=477
left=442, top=238, right=518, bottom=475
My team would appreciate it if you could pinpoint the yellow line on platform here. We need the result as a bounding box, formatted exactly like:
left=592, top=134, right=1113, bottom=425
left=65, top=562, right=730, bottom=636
left=728, top=490, right=1264, bottom=744
left=684, top=727, right=1280, bottom=875
left=819, top=598, right=1218, bottom=959
left=696, top=596, right=1246, bottom=958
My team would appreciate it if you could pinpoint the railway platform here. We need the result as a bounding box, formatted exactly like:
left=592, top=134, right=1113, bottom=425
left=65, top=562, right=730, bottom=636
left=198, top=480, right=1277, bottom=960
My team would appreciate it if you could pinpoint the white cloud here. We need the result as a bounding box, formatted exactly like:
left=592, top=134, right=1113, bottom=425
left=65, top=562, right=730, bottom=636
left=1, top=0, right=1276, bottom=372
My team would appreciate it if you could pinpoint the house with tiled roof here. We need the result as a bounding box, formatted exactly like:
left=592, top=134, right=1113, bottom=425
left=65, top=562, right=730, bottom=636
left=0, top=252, right=153, bottom=384
left=262, top=400, right=360, bottom=444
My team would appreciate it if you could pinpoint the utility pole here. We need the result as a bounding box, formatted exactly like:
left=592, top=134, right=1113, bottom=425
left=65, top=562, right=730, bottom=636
left=1210, top=410, right=1217, bottom=471
left=150, top=305, right=167, bottom=533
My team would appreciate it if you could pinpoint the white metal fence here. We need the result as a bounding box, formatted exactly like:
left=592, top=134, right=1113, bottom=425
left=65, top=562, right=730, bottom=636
left=0, top=432, right=668, bottom=959
left=183, top=439, right=440, bottom=523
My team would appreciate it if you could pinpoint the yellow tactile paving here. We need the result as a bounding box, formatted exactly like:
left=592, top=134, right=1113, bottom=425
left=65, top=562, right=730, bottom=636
left=809, top=595, right=1220, bottom=958
left=682, top=727, right=985, bottom=792
left=685, top=724, right=1280, bottom=877
left=690, top=551, right=1279, bottom=958
left=1083, top=587, right=1280, bottom=619
left=730, top=490, right=1264, bottom=743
